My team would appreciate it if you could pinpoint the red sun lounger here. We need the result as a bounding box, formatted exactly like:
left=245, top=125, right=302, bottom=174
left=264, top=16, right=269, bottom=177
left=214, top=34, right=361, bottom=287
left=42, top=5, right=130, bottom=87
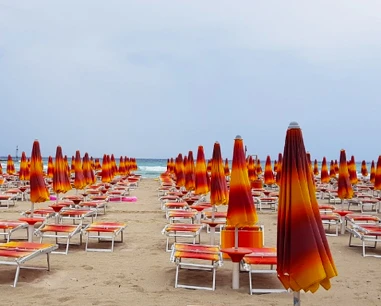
left=84, top=222, right=127, bottom=252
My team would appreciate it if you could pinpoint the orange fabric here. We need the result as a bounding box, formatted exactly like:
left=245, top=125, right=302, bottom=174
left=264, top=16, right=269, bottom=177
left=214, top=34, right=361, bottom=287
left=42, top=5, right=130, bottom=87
left=29, top=140, right=49, bottom=204
left=277, top=123, right=337, bottom=293
left=361, top=160, right=368, bottom=177
left=74, top=150, right=86, bottom=190
left=337, top=150, right=353, bottom=199
left=210, top=142, right=228, bottom=206
left=194, top=146, right=209, bottom=195
left=320, top=157, right=329, bottom=183
left=53, top=146, right=72, bottom=194
left=264, top=155, right=275, bottom=185
left=374, top=156, right=381, bottom=190
left=226, top=136, right=258, bottom=228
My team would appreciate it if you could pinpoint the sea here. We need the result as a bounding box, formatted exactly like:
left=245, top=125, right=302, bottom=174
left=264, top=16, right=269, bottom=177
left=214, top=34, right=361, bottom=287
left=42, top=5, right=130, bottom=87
left=0, top=157, right=373, bottom=179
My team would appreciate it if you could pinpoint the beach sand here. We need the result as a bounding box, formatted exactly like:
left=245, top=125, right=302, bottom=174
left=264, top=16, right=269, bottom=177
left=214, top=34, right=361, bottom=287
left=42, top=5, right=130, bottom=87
left=1, top=178, right=381, bottom=306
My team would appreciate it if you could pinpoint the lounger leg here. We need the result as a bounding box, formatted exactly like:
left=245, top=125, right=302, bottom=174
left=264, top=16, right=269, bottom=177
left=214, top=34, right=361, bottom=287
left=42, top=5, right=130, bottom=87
left=120, top=231, right=124, bottom=243
left=111, top=238, right=115, bottom=252
left=47, top=253, right=51, bottom=271
left=175, top=264, right=180, bottom=288
left=249, top=270, right=253, bottom=295
left=65, top=238, right=70, bottom=255
left=212, top=267, right=216, bottom=291
left=13, top=266, right=21, bottom=287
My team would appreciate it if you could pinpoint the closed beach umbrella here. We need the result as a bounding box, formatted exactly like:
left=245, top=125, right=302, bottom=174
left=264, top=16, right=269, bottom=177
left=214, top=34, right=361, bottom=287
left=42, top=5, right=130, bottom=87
left=7, top=155, right=15, bottom=175
left=277, top=122, right=337, bottom=305
left=118, top=156, right=126, bottom=176
left=374, top=156, right=381, bottom=191
left=101, top=154, right=112, bottom=183
left=349, top=155, right=358, bottom=185
left=19, top=152, right=28, bottom=182
left=94, top=158, right=102, bottom=171
left=83, top=153, right=95, bottom=185
left=70, top=156, right=75, bottom=173
left=329, top=160, right=336, bottom=178
left=226, top=135, right=258, bottom=289
left=74, top=150, right=86, bottom=191
left=361, top=160, right=368, bottom=177
left=185, top=151, right=195, bottom=191
left=320, top=157, right=330, bottom=184
left=370, top=160, right=376, bottom=184
left=110, top=154, right=118, bottom=177
left=276, top=153, right=283, bottom=185
left=210, top=142, right=228, bottom=207
left=175, top=154, right=185, bottom=189
left=53, top=146, right=71, bottom=197
left=46, top=156, right=54, bottom=178
left=30, top=140, right=49, bottom=208
left=264, top=155, right=275, bottom=185
left=224, top=158, right=230, bottom=178
left=334, top=160, right=339, bottom=173
left=256, top=158, right=262, bottom=175
left=247, top=155, right=257, bottom=183
left=313, top=159, right=319, bottom=176
left=337, top=149, right=354, bottom=207
left=194, top=146, right=209, bottom=195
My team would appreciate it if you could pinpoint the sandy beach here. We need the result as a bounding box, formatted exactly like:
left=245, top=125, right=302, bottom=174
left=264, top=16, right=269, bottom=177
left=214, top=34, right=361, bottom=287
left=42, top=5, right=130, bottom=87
left=1, top=178, right=381, bottom=306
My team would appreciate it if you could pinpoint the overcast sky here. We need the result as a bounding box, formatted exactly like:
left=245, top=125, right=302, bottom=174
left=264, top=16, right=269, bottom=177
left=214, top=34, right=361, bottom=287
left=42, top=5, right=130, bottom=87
left=1, top=0, right=380, bottom=162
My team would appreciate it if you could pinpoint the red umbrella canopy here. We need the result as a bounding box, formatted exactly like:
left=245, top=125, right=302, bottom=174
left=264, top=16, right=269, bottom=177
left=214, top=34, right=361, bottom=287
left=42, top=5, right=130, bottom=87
left=46, top=156, right=54, bottom=178
left=264, top=155, right=275, bottom=185
left=53, top=146, right=72, bottom=194
left=29, top=140, right=49, bottom=203
left=206, top=159, right=212, bottom=173
left=0, top=161, right=2, bottom=174
left=174, top=154, right=185, bottom=188
left=194, top=146, right=209, bottom=195
left=124, top=157, right=131, bottom=175
left=329, top=160, right=336, bottom=178
left=224, top=158, right=230, bottom=177
left=334, top=160, right=339, bottom=173
left=276, top=153, right=283, bottom=185
left=7, top=155, right=15, bottom=175
left=210, top=142, right=228, bottom=206
left=70, top=156, right=75, bottom=173
left=277, top=122, right=337, bottom=294
left=119, top=156, right=126, bottom=176
left=94, top=158, right=101, bottom=171
left=374, top=156, right=381, bottom=191
left=247, top=155, right=257, bottom=183
left=361, top=160, right=368, bottom=177
left=101, top=154, right=112, bottom=183
left=226, top=136, right=258, bottom=228
left=320, top=157, right=330, bottom=183
left=19, top=152, right=28, bottom=181
left=348, top=156, right=358, bottom=185
left=63, top=155, right=70, bottom=176
left=110, top=154, right=118, bottom=177
left=313, top=159, right=319, bottom=176
left=273, top=160, right=278, bottom=173
left=185, top=151, right=195, bottom=191
left=337, top=150, right=354, bottom=200
left=74, top=150, right=86, bottom=190
left=256, top=159, right=262, bottom=175
left=370, top=160, right=376, bottom=184
left=83, top=153, right=95, bottom=185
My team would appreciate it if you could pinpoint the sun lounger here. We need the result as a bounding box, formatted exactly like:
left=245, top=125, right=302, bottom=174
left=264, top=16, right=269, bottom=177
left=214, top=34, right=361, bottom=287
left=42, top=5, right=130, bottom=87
left=36, top=224, right=82, bottom=255
left=320, top=213, right=342, bottom=236
left=241, top=247, right=287, bottom=294
left=0, top=194, right=17, bottom=208
left=77, top=200, right=107, bottom=215
left=59, top=209, right=96, bottom=225
left=84, top=221, right=127, bottom=252
left=0, top=220, right=28, bottom=242
left=162, top=224, right=203, bottom=252
left=170, top=242, right=223, bottom=291
left=0, top=241, right=58, bottom=286
left=167, top=210, right=197, bottom=224
left=347, top=223, right=381, bottom=257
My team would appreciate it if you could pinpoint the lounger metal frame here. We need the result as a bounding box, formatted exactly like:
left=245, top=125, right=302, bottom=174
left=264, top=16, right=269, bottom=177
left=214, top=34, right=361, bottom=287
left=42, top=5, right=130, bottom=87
left=84, top=222, right=127, bottom=252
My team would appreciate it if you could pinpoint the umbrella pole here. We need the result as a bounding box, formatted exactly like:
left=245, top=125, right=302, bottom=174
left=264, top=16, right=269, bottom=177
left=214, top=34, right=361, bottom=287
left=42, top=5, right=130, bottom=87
left=210, top=205, right=216, bottom=245
left=28, top=203, right=34, bottom=242
left=293, top=291, right=301, bottom=305
left=234, top=226, right=238, bottom=249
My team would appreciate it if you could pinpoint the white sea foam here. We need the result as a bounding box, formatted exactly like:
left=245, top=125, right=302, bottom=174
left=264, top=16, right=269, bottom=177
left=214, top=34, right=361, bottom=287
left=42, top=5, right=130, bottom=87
left=138, top=166, right=167, bottom=172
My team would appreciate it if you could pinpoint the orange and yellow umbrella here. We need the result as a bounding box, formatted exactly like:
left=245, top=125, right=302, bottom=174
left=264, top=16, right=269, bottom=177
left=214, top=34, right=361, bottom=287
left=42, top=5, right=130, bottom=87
left=277, top=122, right=337, bottom=303
left=19, top=152, right=28, bottom=182
left=94, top=158, right=102, bottom=171
left=53, top=146, right=71, bottom=196
left=247, top=155, right=257, bottom=183
left=175, top=154, right=185, bottom=189
left=256, top=158, right=262, bottom=175
left=29, top=140, right=49, bottom=205
left=194, top=146, right=209, bottom=195
left=361, top=160, right=368, bottom=177
left=264, top=155, right=275, bottom=185
left=83, top=152, right=96, bottom=185
left=313, top=159, right=319, bottom=176
left=74, top=150, right=86, bottom=190
left=370, top=160, right=376, bottom=184
left=306, top=152, right=313, bottom=174
left=348, top=155, right=358, bottom=185
left=226, top=135, right=258, bottom=230
left=320, top=157, right=330, bottom=184
left=101, top=154, right=112, bottom=183
left=210, top=142, right=228, bottom=207
left=70, top=156, right=75, bottom=173
left=110, top=154, right=118, bottom=177
left=329, top=160, right=336, bottom=178
left=334, top=160, right=339, bottom=173
left=185, top=151, right=195, bottom=191
left=46, top=156, right=54, bottom=179
left=337, top=149, right=353, bottom=202
left=7, top=155, right=15, bottom=175
left=276, top=153, right=283, bottom=185
left=224, top=158, right=230, bottom=178
left=374, top=156, right=381, bottom=191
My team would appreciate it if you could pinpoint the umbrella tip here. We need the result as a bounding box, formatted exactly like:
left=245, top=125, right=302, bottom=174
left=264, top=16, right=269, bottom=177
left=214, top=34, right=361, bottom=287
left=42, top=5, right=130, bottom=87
left=288, top=121, right=300, bottom=129
left=235, top=135, right=242, bottom=139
